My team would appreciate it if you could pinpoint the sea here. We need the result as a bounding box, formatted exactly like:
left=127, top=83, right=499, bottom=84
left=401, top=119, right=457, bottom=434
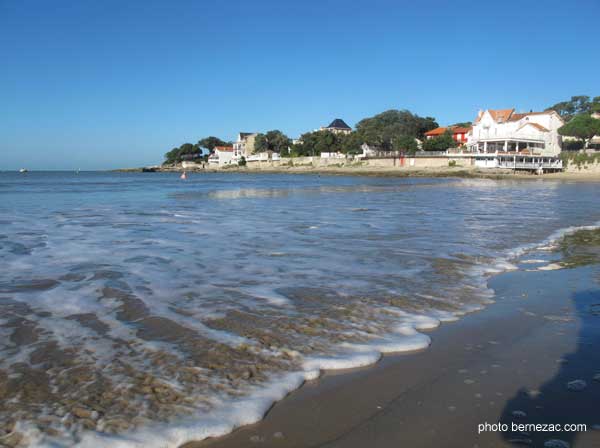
left=1, top=171, right=599, bottom=447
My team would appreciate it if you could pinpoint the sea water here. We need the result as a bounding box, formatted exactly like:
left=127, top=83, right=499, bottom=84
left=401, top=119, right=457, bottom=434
left=1, top=172, right=599, bottom=447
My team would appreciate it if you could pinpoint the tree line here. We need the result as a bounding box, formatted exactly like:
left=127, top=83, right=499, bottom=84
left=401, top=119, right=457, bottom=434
left=163, top=109, right=446, bottom=164
left=164, top=137, right=230, bottom=165
left=551, top=96, right=600, bottom=149
left=163, top=96, right=600, bottom=164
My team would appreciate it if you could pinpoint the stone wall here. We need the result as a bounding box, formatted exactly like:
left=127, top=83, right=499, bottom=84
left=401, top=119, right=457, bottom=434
left=564, top=160, right=600, bottom=174
left=244, top=156, right=474, bottom=170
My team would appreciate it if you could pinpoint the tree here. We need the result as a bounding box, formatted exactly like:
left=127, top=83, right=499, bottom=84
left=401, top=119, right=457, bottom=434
left=254, top=130, right=291, bottom=155
left=355, top=110, right=438, bottom=150
left=558, top=114, right=600, bottom=149
left=451, top=122, right=472, bottom=128
left=292, top=131, right=342, bottom=156
left=391, top=135, right=419, bottom=153
left=163, top=142, right=201, bottom=165
left=593, top=96, right=600, bottom=113
left=197, top=136, right=228, bottom=152
left=339, top=132, right=363, bottom=154
left=547, top=95, right=600, bottom=120
left=422, top=130, right=456, bottom=151
left=164, top=147, right=180, bottom=165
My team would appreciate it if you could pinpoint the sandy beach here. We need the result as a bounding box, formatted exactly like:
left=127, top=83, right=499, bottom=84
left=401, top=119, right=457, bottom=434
left=189, top=246, right=600, bottom=447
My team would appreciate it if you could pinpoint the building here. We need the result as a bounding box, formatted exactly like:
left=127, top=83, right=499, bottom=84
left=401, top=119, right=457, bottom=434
left=591, top=112, right=600, bottom=148
left=320, top=118, right=352, bottom=135
left=467, top=108, right=564, bottom=156
left=233, top=132, right=257, bottom=157
left=424, top=126, right=471, bottom=145
left=208, top=146, right=235, bottom=165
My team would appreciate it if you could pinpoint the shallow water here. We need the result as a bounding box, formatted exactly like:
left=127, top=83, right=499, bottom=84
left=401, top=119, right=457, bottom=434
left=1, top=172, right=600, bottom=447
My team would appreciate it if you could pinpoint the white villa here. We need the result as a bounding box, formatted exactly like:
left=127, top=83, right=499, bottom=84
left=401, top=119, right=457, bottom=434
left=468, top=108, right=564, bottom=156
left=208, top=146, right=235, bottom=165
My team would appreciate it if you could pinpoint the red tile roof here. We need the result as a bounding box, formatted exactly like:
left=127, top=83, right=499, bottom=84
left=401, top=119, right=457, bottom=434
left=425, top=126, right=472, bottom=136
left=215, top=146, right=234, bottom=152
left=489, top=109, right=514, bottom=122
left=475, top=108, right=515, bottom=123
left=424, top=127, right=448, bottom=136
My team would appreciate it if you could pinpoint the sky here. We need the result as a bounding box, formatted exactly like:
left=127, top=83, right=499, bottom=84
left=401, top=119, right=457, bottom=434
left=1, top=0, right=599, bottom=170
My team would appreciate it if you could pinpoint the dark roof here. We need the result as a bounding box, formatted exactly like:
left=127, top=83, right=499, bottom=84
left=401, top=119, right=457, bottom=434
left=239, top=132, right=255, bottom=138
left=326, top=118, right=351, bottom=130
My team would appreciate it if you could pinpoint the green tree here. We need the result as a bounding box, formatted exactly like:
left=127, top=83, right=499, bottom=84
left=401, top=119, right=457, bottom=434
left=164, top=147, right=180, bottom=165
left=592, top=96, right=600, bottom=113
left=197, top=136, right=228, bottom=152
left=391, top=135, right=419, bottom=153
left=547, top=95, right=594, bottom=120
left=293, top=131, right=338, bottom=156
left=451, top=122, right=472, bottom=128
left=254, top=130, right=291, bottom=155
left=422, top=130, right=456, bottom=151
left=163, top=143, right=201, bottom=165
left=558, top=114, right=600, bottom=149
left=339, top=132, right=363, bottom=154
left=355, top=110, right=438, bottom=150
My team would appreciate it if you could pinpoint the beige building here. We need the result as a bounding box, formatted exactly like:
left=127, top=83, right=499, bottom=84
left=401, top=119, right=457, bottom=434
left=233, top=132, right=258, bottom=157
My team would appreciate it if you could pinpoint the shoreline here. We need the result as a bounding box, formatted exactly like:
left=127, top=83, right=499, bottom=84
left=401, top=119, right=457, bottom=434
left=183, top=242, right=600, bottom=448
left=114, top=165, right=600, bottom=182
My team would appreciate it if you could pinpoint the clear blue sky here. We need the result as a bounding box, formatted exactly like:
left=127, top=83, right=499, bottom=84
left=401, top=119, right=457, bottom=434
left=1, top=0, right=598, bottom=170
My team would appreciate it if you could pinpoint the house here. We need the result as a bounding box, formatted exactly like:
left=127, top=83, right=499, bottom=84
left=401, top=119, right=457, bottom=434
left=424, top=126, right=471, bottom=145
left=208, top=146, right=235, bottom=165
left=321, top=151, right=346, bottom=159
left=467, top=108, right=564, bottom=156
left=233, top=132, right=257, bottom=157
left=320, top=118, right=352, bottom=135
left=592, top=112, right=600, bottom=148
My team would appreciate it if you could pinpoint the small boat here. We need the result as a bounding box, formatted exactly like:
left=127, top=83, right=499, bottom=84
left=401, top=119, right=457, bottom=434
left=19, top=168, right=28, bottom=173
left=180, top=171, right=187, bottom=180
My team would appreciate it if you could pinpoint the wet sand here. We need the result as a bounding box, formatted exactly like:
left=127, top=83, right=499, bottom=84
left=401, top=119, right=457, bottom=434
left=187, top=263, right=600, bottom=447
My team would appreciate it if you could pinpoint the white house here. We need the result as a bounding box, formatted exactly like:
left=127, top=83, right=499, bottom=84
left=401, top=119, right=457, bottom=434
left=592, top=112, right=600, bottom=148
left=246, top=152, right=281, bottom=162
left=468, top=108, right=564, bottom=156
left=208, top=146, right=235, bottom=165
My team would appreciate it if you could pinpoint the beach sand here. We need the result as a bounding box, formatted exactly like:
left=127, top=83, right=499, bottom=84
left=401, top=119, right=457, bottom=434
left=186, top=260, right=600, bottom=447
